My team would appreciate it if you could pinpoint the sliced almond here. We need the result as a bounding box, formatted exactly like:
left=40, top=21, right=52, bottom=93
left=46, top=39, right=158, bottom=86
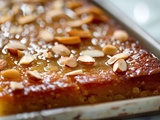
left=0, top=15, right=12, bottom=24
left=52, top=44, right=70, bottom=56
left=113, top=59, right=127, bottom=72
left=9, top=26, right=23, bottom=34
left=43, top=49, right=53, bottom=58
left=7, top=48, right=24, bottom=57
left=67, top=29, right=92, bottom=38
left=80, top=49, right=104, bottom=57
left=106, top=53, right=130, bottom=65
left=75, top=6, right=103, bottom=16
left=10, top=82, right=24, bottom=90
left=39, top=30, right=54, bottom=42
left=1, top=69, right=20, bottom=79
left=78, top=55, right=95, bottom=65
left=66, top=14, right=93, bottom=27
left=102, top=45, right=117, bottom=55
left=27, top=70, right=42, bottom=80
left=5, top=41, right=27, bottom=50
left=0, top=59, right=7, bottom=71
left=46, top=9, right=64, bottom=19
left=19, top=54, right=34, bottom=65
left=50, top=0, right=64, bottom=10
left=56, top=36, right=81, bottom=45
left=57, top=57, right=69, bottom=66
left=66, top=1, right=82, bottom=9
left=65, top=57, right=77, bottom=68
left=113, top=30, right=129, bottom=42
left=17, top=14, right=37, bottom=25
left=65, top=69, right=83, bottom=76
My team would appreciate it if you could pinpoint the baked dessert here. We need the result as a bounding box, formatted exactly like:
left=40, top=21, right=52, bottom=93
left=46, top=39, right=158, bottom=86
left=0, top=0, right=160, bottom=116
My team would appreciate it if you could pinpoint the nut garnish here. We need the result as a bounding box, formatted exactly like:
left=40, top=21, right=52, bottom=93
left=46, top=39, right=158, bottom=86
left=39, top=30, right=54, bottom=42
left=7, top=48, right=24, bottom=57
left=0, top=15, right=12, bottom=24
left=0, top=59, right=7, bottom=71
left=113, top=30, right=129, bottom=42
left=17, top=14, right=37, bottom=24
left=52, top=44, right=70, bottom=56
left=1, top=69, right=20, bottom=79
left=67, top=29, right=92, bottom=38
left=10, top=82, right=24, bottom=90
left=106, top=53, right=130, bottom=65
left=65, top=69, right=83, bottom=76
left=27, top=70, right=42, bottom=80
left=56, top=36, right=81, bottom=45
left=113, top=59, right=127, bottom=72
left=80, top=49, right=104, bottom=57
left=58, top=57, right=77, bottom=67
left=78, top=55, right=95, bottom=65
left=9, top=26, right=23, bottom=34
left=43, top=49, right=53, bottom=58
left=6, top=41, right=27, bottom=50
left=102, top=45, right=117, bottom=55
left=66, top=14, right=93, bottom=27
left=66, top=1, right=82, bottom=9
left=46, top=9, right=64, bottom=20
left=19, top=54, right=35, bottom=65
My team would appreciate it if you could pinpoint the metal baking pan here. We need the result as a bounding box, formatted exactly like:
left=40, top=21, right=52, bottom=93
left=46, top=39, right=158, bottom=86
left=1, top=0, right=160, bottom=120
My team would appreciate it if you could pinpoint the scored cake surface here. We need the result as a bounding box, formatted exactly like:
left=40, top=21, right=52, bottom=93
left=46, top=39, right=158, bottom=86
left=0, top=0, right=160, bottom=116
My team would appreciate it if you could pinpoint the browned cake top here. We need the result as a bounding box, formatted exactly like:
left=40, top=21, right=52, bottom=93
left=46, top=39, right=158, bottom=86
left=0, top=0, right=160, bottom=96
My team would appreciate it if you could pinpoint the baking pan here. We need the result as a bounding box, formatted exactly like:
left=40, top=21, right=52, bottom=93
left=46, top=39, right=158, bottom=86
left=1, top=0, right=160, bottom=120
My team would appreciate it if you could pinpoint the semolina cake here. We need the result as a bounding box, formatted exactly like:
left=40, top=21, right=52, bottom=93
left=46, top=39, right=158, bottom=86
left=0, top=0, right=160, bottom=116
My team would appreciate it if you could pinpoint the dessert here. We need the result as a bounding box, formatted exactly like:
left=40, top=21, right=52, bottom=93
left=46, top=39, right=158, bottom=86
left=0, top=0, right=160, bottom=116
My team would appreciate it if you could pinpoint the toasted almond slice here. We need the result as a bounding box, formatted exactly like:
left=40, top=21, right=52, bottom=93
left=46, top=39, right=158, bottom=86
left=78, top=55, right=95, bottom=65
left=6, top=41, right=27, bottom=50
left=39, top=30, right=54, bottom=42
left=52, top=44, right=70, bottom=56
left=113, top=30, right=129, bottom=42
left=66, top=14, right=93, bottom=27
left=75, top=6, right=103, bottom=16
left=27, top=70, right=42, bottom=80
left=10, top=81, right=24, bottom=90
left=19, top=54, right=34, bottom=65
left=66, top=1, right=82, bottom=9
left=102, top=45, right=117, bottom=55
left=43, top=49, right=53, bottom=58
left=17, top=14, right=37, bottom=25
left=51, top=0, right=64, bottom=10
left=56, top=36, right=81, bottom=45
left=65, top=57, right=77, bottom=68
left=9, top=26, right=23, bottom=34
left=0, top=59, right=7, bottom=71
left=1, top=69, right=20, bottom=79
left=12, top=3, right=20, bottom=15
left=7, top=48, right=24, bottom=57
left=65, top=69, right=83, bottom=76
left=67, top=29, right=92, bottom=38
left=57, top=57, right=69, bottom=66
left=46, top=9, right=64, bottom=19
left=80, top=49, right=104, bottom=57
left=113, top=59, right=127, bottom=72
left=0, top=15, right=12, bottom=24
left=106, top=53, right=130, bottom=65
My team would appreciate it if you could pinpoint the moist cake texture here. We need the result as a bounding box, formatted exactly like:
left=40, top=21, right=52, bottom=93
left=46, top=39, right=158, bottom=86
left=0, top=0, right=160, bottom=116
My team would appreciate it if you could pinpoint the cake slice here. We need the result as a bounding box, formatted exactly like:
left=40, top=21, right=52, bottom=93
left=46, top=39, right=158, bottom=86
left=0, top=0, right=160, bottom=116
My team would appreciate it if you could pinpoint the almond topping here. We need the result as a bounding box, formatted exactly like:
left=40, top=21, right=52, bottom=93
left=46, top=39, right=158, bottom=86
left=113, top=59, right=127, bottom=72
left=66, top=14, right=93, bottom=27
left=52, top=44, right=70, bottom=56
left=78, top=55, right=95, bottom=65
left=113, top=30, right=129, bottom=42
left=10, top=82, right=24, bottom=90
left=39, top=30, right=54, bottom=42
left=65, top=69, right=83, bottom=76
left=17, top=14, right=37, bottom=25
left=6, top=41, right=27, bottom=50
left=56, top=36, right=81, bottom=45
left=102, top=45, right=117, bottom=55
left=7, top=48, right=24, bottom=57
left=66, top=1, right=82, bottom=9
left=0, top=59, right=7, bottom=71
left=106, top=53, right=130, bottom=65
left=58, top=57, right=77, bottom=67
left=43, top=49, right=53, bottom=58
left=0, top=15, right=12, bottom=24
left=46, top=9, right=64, bottom=19
left=9, top=26, right=23, bottom=34
left=1, top=69, right=20, bottom=79
left=67, top=29, right=92, bottom=38
left=19, top=54, right=34, bottom=65
left=27, top=70, right=42, bottom=80
left=80, top=49, right=104, bottom=57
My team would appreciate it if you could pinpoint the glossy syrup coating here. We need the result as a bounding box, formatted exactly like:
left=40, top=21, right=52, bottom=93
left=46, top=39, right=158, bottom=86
left=0, top=0, right=160, bottom=116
